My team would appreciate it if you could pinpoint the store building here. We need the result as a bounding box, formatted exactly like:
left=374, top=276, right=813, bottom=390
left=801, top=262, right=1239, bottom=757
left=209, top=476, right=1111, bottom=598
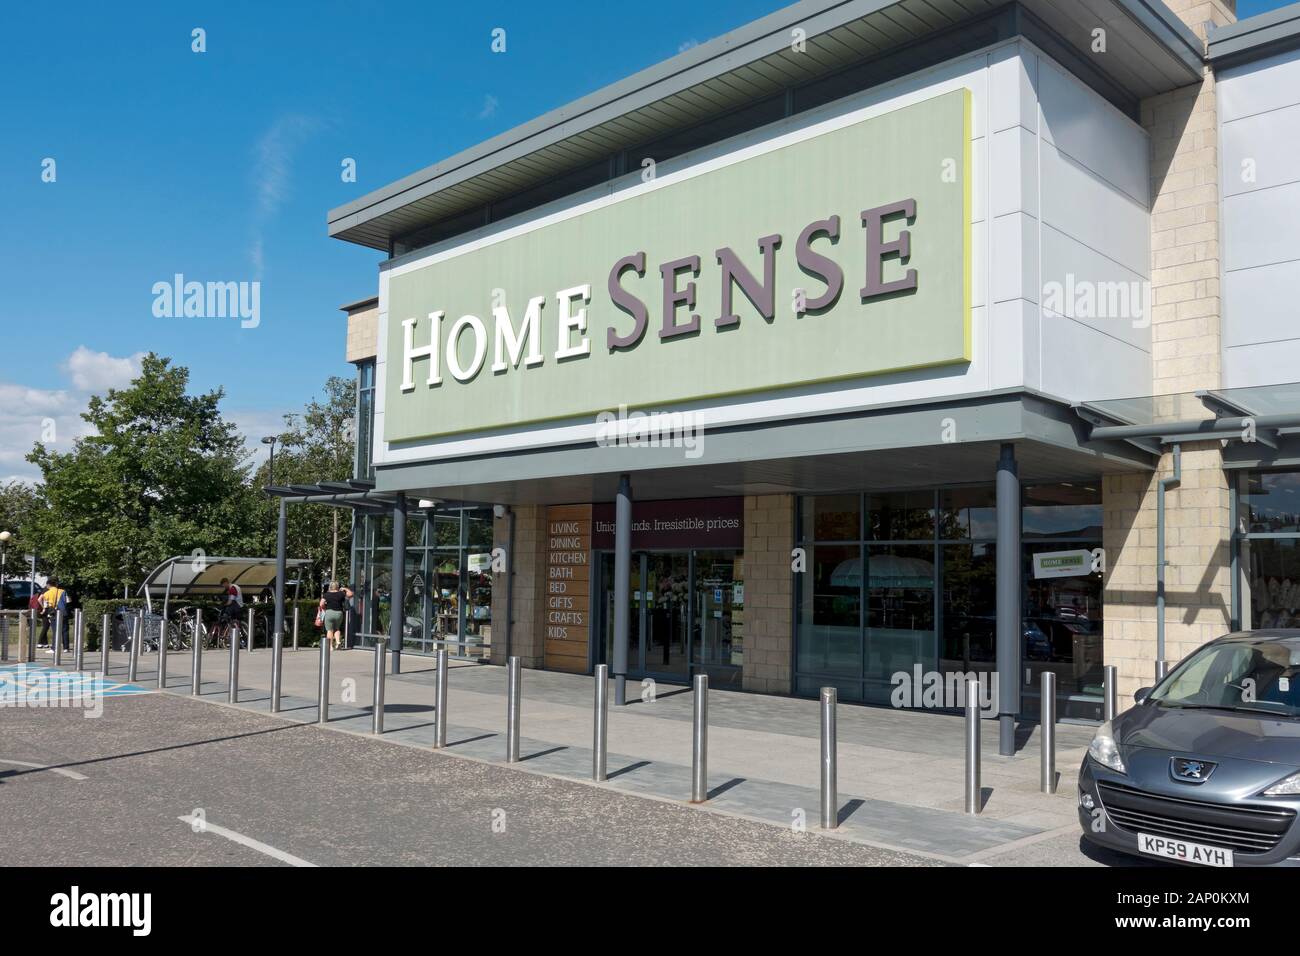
left=327, top=0, right=1300, bottom=748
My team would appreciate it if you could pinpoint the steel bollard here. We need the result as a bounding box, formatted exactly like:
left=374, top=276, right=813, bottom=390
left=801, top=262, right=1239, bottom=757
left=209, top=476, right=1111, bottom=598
left=965, top=677, right=981, bottom=814
left=1103, top=664, right=1118, bottom=722
left=73, top=609, right=84, bottom=671
left=343, top=610, right=350, bottom=650
left=1040, top=671, right=1057, bottom=794
left=372, top=639, right=386, bottom=734
left=820, top=686, right=838, bottom=829
left=433, top=647, right=448, bottom=748
left=317, top=633, right=331, bottom=724
left=101, top=614, right=111, bottom=676
left=190, top=609, right=202, bottom=695
left=593, top=664, right=609, bottom=781
left=54, top=608, right=64, bottom=665
left=691, top=674, right=709, bottom=803
left=156, top=615, right=167, bottom=689
left=1, top=615, right=7, bottom=662
left=1155, top=659, right=1169, bottom=681
left=292, top=606, right=299, bottom=652
left=27, top=609, right=37, bottom=662
left=127, top=616, right=140, bottom=682
left=270, top=619, right=283, bottom=714
left=505, top=656, right=521, bottom=762
left=227, top=620, right=239, bottom=703
left=247, top=607, right=255, bottom=652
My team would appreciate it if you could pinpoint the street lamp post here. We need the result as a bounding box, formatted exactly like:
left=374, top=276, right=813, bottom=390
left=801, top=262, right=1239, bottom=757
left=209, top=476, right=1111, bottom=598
left=0, top=531, right=10, bottom=607
left=261, top=435, right=279, bottom=487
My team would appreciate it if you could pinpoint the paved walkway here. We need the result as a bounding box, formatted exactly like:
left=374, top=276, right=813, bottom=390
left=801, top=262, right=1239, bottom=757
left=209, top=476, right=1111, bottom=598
left=47, top=645, right=1100, bottom=865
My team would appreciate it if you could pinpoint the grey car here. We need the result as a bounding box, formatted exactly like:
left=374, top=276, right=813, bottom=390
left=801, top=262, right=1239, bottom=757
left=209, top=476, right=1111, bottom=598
left=1078, top=630, right=1300, bottom=867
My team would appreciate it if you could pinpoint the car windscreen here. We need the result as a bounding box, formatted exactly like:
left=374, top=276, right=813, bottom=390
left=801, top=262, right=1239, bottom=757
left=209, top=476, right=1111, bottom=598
left=1150, top=640, right=1300, bottom=718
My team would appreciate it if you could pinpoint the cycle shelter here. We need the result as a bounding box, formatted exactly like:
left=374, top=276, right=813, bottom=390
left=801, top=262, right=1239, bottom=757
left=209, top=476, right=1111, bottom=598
left=138, top=555, right=312, bottom=641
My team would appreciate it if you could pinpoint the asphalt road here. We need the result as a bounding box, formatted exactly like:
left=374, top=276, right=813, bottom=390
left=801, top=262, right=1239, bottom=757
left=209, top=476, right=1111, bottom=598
left=0, top=692, right=940, bottom=866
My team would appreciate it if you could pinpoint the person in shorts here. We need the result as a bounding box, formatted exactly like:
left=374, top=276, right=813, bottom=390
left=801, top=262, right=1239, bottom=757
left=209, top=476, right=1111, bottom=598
left=320, top=581, right=353, bottom=650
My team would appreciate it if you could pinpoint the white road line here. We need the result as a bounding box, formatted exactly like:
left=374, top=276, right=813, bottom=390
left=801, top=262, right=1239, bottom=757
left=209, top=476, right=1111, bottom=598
left=0, top=759, right=87, bottom=781
left=177, top=815, right=318, bottom=867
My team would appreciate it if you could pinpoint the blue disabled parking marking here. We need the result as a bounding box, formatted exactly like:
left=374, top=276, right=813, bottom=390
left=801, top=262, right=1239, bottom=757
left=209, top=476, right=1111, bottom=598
left=0, top=664, right=150, bottom=700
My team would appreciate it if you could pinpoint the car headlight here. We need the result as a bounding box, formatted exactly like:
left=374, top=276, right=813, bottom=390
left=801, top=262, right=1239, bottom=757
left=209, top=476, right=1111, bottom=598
left=1088, top=720, right=1127, bottom=774
left=1264, top=771, right=1300, bottom=796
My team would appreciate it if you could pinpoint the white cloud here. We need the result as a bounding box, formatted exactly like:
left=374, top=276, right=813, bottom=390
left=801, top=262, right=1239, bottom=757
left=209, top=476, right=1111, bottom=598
left=678, top=38, right=699, bottom=53
left=62, top=346, right=145, bottom=392
left=249, top=114, right=322, bottom=278
left=478, top=94, right=499, bottom=119
left=0, top=381, right=91, bottom=483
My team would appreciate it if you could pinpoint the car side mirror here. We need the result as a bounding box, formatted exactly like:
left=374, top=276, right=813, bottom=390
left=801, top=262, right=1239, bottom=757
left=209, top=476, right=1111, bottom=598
left=1134, top=687, right=1152, bottom=704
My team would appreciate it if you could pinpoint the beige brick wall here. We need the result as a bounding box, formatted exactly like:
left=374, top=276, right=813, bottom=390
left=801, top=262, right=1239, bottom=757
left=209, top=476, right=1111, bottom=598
left=489, top=505, right=547, bottom=668
left=1103, top=0, right=1235, bottom=702
left=742, top=494, right=793, bottom=695
left=345, top=304, right=379, bottom=364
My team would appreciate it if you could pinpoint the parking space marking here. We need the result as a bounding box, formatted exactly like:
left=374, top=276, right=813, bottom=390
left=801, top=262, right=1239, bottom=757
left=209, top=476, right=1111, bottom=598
left=0, top=758, right=87, bottom=781
left=0, top=663, right=149, bottom=701
left=177, top=815, right=317, bottom=867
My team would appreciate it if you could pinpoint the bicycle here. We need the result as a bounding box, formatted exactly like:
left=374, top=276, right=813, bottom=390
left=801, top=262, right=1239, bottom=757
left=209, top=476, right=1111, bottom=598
left=209, top=610, right=248, bottom=650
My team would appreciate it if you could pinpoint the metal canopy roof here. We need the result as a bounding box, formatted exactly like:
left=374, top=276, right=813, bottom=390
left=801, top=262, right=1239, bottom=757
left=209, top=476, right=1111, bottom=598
left=1076, top=381, right=1300, bottom=465
left=1208, top=0, right=1300, bottom=65
left=138, top=556, right=313, bottom=600
left=329, top=0, right=1205, bottom=252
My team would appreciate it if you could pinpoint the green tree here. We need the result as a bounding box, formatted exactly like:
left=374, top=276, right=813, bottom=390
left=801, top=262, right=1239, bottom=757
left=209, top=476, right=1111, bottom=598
left=252, top=375, right=357, bottom=596
left=24, top=354, right=261, bottom=597
left=0, top=479, right=47, bottom=584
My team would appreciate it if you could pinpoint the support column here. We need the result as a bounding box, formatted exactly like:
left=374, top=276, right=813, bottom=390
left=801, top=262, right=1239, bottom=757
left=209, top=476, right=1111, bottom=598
left=613, top=475, right=632, bottom=706
left=995, top=443, right=1021, bottom=756
left=273, top=497, right=287, bottom=652
left=391, top=495, right=406, bottom=675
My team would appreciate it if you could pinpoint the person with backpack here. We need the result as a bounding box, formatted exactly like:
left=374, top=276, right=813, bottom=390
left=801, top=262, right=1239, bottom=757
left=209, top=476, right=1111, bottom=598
left=38, top=577, right=70, bottom=652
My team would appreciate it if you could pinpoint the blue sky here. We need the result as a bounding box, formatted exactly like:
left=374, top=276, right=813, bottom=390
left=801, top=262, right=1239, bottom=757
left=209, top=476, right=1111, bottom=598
left=0, top=0, right=1291, bottom=481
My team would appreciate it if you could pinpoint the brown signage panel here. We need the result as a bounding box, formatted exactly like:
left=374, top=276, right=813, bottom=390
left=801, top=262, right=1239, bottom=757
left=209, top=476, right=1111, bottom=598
left=591, top=497, right=743, bottom=550
left=544, top=504, right=592, bottom=673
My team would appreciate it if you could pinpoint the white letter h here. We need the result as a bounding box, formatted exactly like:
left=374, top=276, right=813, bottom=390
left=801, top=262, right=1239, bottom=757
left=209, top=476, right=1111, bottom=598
left=401, top=312, right=443, bottom=391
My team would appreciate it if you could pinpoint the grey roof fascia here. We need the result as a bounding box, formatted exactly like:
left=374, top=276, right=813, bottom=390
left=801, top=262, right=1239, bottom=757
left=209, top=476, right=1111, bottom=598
left=1207, top=0, right=1300, bottom=64
left=327, top=0, right=897, bottom=239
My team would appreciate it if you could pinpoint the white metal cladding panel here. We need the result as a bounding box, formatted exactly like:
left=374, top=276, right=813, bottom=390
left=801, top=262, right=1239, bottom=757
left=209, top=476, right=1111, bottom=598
left=1218, top=46, right=1300, bottom=123
left=1038, top=55, right=1149, bottom=205
left=1031, top=45, right=1151, bottom=403
left=1220, top=47, right=1300, bottom=389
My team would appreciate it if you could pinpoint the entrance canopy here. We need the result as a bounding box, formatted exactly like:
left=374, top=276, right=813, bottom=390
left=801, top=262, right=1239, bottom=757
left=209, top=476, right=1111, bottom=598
left=138, top=555, right=312, bottom=608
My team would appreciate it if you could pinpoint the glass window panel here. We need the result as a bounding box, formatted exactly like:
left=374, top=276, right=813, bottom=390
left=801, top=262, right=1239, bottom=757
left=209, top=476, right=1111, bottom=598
left=940, top=543, right=997, bottom=672
left=796, top=544, right=861, bottom=677
left=1022, top=483, right=1101, bottom=538
left=1244, top=537, right=1300, bottom=628
left=1023, top=542, right=1104, bottom=719
left=800, top=494, right=860, bottom=541
left=1241, top=471, right=1300, bottom=533
left=864, top=544, right=936, bottom=703
left=939, top=486, right=997, bottom=540
left=867, top=491, right=934, bottom=541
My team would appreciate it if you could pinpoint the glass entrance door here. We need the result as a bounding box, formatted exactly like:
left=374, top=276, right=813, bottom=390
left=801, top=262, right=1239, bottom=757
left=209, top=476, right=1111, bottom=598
left=693, top=550, right=743, bottom=688
left=642, top=553, right=691, bottom=680
left=600, top=551, right=690, bottom=682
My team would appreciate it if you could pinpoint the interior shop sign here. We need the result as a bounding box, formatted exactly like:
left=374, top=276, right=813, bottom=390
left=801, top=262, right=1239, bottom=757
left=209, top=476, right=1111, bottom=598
left=384, top=90, right=971, bottom=442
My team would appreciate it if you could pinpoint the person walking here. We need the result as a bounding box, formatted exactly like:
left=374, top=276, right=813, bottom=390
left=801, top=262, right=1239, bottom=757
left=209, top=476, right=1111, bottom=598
left=38, top=577, right=69, bottom=652
left=319, top=581, right=352, bottom=651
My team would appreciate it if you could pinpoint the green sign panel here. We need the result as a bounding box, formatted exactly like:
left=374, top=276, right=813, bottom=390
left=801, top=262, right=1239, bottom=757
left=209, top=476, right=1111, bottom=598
left=384, top=89, right=971, bottom=442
